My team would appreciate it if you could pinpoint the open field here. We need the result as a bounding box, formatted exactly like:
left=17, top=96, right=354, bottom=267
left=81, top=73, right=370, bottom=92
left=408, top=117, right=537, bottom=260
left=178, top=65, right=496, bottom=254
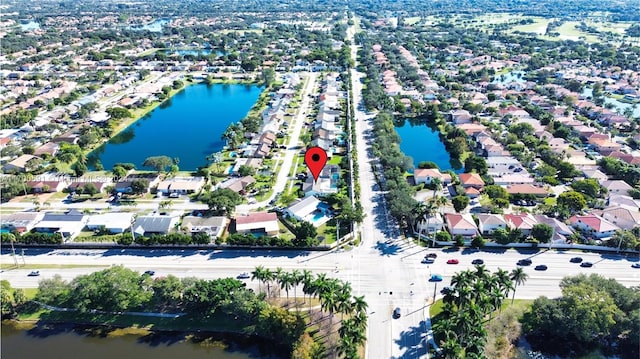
left=511, top=18, right=550, bottom=35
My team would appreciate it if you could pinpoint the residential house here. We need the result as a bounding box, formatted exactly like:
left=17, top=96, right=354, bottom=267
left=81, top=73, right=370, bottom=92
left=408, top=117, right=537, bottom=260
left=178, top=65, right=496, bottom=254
left=602, top=180, right=633, bottom=195
left=505, top=184, right=550, bottom=197
left=27, top=179, right=68, bottom=193
left=476, top=214, right=507, bottom=235
left=115, top=173, right=161, bottom=194
left=414, top=168, right=452, bottom=185
left=416, top=212, right=444, bottom=237
left=504, top=213, right=537, bottom=235
left=132, top=215, right=179, bottom=236
left=234, top=212, right=279, bottom=236
left=492, top=173, right=535, bottom=186
left=33, top=142, right=60, bottom=157
left=1, top=212, right=45, bottom=233
left=569, top=214, right=620, bottom=239
left=34, top=209, right=88, bottom=240
left=595, top=206, right=640, bottom=230
left=3, top=154, right=42, bottom=173
left=68, top=181, right=112, bottom=194
left=459, top=173, right=485, bottom=190
left=450, top=109, right=472, bottom=124
left=302, top=164, right=339, bottom=197
left=231, top=158, right=263, bottom=176
left=218, top=176, right=255, bottom=195
left=86, top=212, right=135, bottom=233
left=285, top=196, right=321, bottom=222
left=533, top=214, right=574, bottom=243
left=182, top=216, right=228, bottom=239
left=444, top=213, right=478, bottom=237
left=608, top=194, right=640, bottom=211
left=156, top=177, right=206, bottom=195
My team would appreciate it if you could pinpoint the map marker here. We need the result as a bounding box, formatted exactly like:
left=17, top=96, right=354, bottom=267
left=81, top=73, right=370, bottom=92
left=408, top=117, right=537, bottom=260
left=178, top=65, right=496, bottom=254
left=304, top=146, right=328, bottom=182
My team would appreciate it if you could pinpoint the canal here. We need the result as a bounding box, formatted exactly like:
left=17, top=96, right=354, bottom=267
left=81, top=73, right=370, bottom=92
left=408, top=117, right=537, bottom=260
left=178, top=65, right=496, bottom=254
left=1, top=322, right=278, bottom=359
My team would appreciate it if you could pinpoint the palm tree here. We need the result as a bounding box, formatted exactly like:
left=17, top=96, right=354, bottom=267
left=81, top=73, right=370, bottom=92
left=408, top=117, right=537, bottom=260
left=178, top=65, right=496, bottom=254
left=274, top=267, right=284, bottom=297
left=337, top=290, right=352, bottom=322
left=251, top=265, right=266, bottom=293
left=351, top=295, right=368, bottom=316
left=494, top=268, right=514, bottom=298
left=291, top=269, right=302, bottom=311
left=263, top=267, right=275, bottom=297
left=280, top=272, right=294, bottom=304
left=509, top=267, right=528, bottom=304
left=351, top=310, right=368, bottom=331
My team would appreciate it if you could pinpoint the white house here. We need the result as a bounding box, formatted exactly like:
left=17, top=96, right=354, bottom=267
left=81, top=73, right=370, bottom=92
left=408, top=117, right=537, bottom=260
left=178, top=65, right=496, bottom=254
left=34, top=210, right=88, bottom=240
left=234, top=212, right=279, bottom=236
left=414, top=168, right=452, bottom=185
left=285, top=196, right=321, bottom=222
left=416, top=213, right=444, bottom=236
left=87, top=212, right=135, bottom=233
left=476, top=214, right=507, bottom=235
left=569, top=214, right=620, bottom=239
left=182, top=216, right=228, bottom=239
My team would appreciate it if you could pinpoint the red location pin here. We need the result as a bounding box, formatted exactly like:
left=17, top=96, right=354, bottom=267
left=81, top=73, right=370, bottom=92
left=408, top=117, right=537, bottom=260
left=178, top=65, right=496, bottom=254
left=304, top=146, right=328, bottom=182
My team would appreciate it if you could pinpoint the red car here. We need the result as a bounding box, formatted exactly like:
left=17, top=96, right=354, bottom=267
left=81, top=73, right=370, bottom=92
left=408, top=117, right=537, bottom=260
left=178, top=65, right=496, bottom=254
left=446, top=259, right=459, bottom=264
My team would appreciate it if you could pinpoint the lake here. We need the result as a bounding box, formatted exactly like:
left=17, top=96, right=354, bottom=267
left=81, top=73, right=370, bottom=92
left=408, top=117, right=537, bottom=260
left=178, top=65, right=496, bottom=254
left=0, top=323, right=277, bottom=359
left=394, top=120, right=462, bottom=173
left=126, top=19, right=169, bottom=33
left=90, top=83, right=263, bottom=171
left=582, top=87, right=640, bottom=118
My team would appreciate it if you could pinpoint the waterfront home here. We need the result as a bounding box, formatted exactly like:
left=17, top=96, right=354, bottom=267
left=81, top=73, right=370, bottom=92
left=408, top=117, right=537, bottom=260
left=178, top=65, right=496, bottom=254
left=569, top=214, right=620, bottom=239
left=86, top=212, right=135, bottom=233
left=156, top=177, right=206, bottom=195
left=231, top=158, right=263, bottom=176
left=3, top=154, right=41, bottom=173
left=132, top=215, right=179, bottom=236
left=1, top=212, right=45, bottom=233
left=34, top=209, right=88, bottom=240
left=450, top=109, right=472, bottom=124
left=444, top=213, right=478, bottom=237
left=234, top=212, right=279, bottom=237
left=414, top=168, right=452, bottom=185
left=181, top=215, right=228, bottom=239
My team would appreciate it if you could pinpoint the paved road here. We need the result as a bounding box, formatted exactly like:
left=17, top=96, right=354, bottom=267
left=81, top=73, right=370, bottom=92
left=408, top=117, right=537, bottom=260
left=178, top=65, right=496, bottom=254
left=238, top=72, right=318, bottom=212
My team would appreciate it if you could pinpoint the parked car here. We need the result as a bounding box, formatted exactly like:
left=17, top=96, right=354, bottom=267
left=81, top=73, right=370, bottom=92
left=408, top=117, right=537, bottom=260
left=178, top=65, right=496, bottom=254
left=632, top=263, right=640, bottom=269
left=237, top=272, right=250, bottom=279
left=471, top=259, right=484, bottom=265
left=430, top=274, right=443, bottom=282
left=580, top=262, right=593, bottom=268
left=446, top=259, right=459, bottom=265
left=143, top=270, right=155, bottom=276
left=27, top=271, right=40, bottom=277
left=570, top=257, right=583, bottom=263
left=393, top=307, right=401, bottom=319
left=534, top=265, right=548, bottom=271
left=421, top=258, right=435, bottom=264
left=517, top=259, right=532, bottom=266
left=425, top=253, right=438, bottom=259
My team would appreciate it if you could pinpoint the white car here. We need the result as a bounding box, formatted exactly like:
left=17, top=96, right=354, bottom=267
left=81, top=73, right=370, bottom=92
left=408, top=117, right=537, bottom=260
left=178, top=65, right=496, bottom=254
left=237, top=272, right=250, bottom=279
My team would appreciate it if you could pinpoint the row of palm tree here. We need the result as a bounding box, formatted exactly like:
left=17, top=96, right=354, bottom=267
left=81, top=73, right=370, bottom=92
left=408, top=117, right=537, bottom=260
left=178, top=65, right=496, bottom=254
left=433, top=265, right=528, bottom=358
left=251, top=266, right=369, bottom=358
